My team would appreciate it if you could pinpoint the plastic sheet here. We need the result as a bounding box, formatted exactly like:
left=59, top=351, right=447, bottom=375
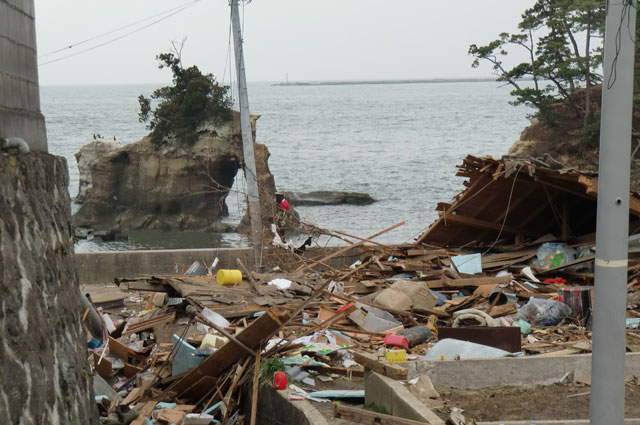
left=517, top=297, right=572, bottom=326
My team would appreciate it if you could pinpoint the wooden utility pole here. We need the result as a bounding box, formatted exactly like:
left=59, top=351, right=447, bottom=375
left=230, top=0, right=263, bottom=270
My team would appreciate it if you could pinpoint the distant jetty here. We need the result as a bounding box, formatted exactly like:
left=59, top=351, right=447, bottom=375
left=271, top=77, right=498, bottom=87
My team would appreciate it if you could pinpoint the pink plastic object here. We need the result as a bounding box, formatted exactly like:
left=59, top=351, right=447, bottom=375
left=384, top=334, right=409, bottom=349
left=280, top=199, right=290, bottom=211
left=273, top=371, right=288, bottom=390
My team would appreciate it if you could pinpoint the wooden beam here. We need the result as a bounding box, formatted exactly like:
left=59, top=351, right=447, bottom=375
left=438, top=212, right=537, bottom=236
left=429, top=274, right=513, bottom=289
left=305, top=365, right=365, bottom=378
left=167, top=307, right=290, bottom=398
left=473, top=183, right=538, bottom=244
left=352, top=351, right=407, bottom=380
left=130, top=401, right=157, bottom=425
left=517, top=188, right=560, bottom=230
left=442, top=182, right=505, bottom=245
left=416, top=173, right=493, bottom=244
left=334, top=404, right=434, bottom=425
left=295, top=221, right=405, bottom=273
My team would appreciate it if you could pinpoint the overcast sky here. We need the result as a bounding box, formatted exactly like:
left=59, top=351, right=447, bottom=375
left=34, top=0, right=534, bottom=86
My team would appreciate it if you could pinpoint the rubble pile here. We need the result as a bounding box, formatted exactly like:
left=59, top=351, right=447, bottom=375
left=84, top=155, right=640, bottom=424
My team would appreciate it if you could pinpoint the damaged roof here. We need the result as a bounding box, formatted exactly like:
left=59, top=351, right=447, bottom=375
left=416, top=155, right=640, bottom=248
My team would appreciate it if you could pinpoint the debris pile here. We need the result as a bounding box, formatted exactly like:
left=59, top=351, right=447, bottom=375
left=84, top=155, right=640, bottom=424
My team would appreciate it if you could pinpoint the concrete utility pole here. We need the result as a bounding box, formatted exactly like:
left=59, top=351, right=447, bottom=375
left=230, top=0, right=263, bottom=270
left=590, top=1, right=636, bottom=424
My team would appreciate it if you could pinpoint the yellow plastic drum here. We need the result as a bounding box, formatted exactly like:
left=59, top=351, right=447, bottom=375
left=385, top=349, right=407, bottom=363
left=216, top=269, right=242, bottom=285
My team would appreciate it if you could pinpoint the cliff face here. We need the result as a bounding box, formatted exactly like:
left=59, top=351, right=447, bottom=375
left=0, top=152, right=97, bottom=425
left=73, top=112, right=296, bottom=233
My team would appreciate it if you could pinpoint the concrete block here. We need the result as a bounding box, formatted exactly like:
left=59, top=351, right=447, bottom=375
left=0, top=38, right=38, bottom=81
left=0, top=107, right=47, bottom=151
left=0, top=2, right=36, bottom=49
left=242, top=385, right=330, bottom=425
left=0, top=74, right=41, bottom=110
left=406, top=352, right=640, bottom=389
left=5, top=0, right=34, bottom=17
left=364, top=371, right=445, bottom=424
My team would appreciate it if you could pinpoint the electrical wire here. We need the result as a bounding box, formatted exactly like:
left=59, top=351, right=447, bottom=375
left=482, top=165, right=522, bottom=254
left=38, top=0, right=201, bottom=59
left=39, top=0, right=201, bottom=67
left=606, top=0, right=635, bottom=89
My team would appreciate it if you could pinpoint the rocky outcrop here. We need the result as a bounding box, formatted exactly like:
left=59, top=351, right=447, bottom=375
left=73, top=112, right=297, bottom=233
left=284, top=190, right=375, bottom=206
left=0, top=152, right=97, bottom=425
left=75, top=139, right=121, bottom=203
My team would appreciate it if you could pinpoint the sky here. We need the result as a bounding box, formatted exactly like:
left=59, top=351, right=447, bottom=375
left=34, top=0, right=535, bottom=86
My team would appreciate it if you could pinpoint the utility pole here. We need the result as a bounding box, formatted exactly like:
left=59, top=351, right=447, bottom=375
left=230, top=0, right=263, bottom=270
left=590, top=2, right=636, bottom=424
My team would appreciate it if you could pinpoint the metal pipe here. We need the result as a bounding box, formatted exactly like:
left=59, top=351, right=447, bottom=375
left=1, top=137, right=30, bottom=154
left=590, top=2, right=637, bottom=424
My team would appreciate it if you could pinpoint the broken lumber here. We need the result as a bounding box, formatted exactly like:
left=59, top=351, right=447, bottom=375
left=352, top=351, right=407, bottom=380
left=167, top=307, right=290, bottom=398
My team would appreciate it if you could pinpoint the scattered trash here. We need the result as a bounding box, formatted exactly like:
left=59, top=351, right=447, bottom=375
left=517, top=297, right=573, bottom=326
left=216, top=269, right=242, bottom=285
left=424, top=338, right=515, bottom=360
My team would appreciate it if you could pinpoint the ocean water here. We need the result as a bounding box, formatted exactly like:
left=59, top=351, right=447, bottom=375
left=41, top=81, right=530, bottom=251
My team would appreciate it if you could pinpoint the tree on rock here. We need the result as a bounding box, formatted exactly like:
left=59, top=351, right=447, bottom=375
left=138, top=47, right=232, bottom=148
left=469, top=0, right=605, bottom=128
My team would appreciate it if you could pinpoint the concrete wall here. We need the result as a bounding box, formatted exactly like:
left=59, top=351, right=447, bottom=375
left=0, top=152, right=96, bottom=425
left=0, top=0, right=47, bottom=151
left=406, top=352, right=640, bottom=389
left=75, top=246, right=363, bottom=284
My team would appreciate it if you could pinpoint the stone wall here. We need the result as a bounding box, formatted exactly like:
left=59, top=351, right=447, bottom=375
left=0, top=152, right=96, bottom=424
left=0, top=0, right=47, bottom=151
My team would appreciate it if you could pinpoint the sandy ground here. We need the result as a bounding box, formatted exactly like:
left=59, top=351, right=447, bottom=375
left=437, top=382, right=640, bottom=422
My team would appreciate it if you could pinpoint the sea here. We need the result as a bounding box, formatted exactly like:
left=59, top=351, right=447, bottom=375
left=41, top=81, right=531, bottom=252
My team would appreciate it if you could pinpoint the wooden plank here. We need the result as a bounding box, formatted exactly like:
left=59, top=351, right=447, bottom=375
left=181, top=376, right=218, bottom=400
left=109, top=336, right=148, bottom=362
left=93, top=353, right=113, bottom=379
left=250, top=348, right=261, bottom=425
left=123, top=363, right=144, bottom=378
left=130, top=401, right=157, bottom=425
left=438, top=212, right=537, bottom=236
left=123, top=280, right=170, bottom=292
left=430, top=274, right=512, bottom=289
left=334, top=403, right=433, bottom=425
left=167, top=307, right=290, bottom=397
left=305, top=365, right=364, bottom=378
left=123, top=311, right=176, bottom=335
left=352, top=351, right=407, bottom=380
left=294, top=221, right=405, bottom=272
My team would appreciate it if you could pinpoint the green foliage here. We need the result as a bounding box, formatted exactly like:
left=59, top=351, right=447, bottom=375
left=138, top=51, right=232, bottom=148
left=257, top=357, right=285, bottom=387
left=469, top=0, right=605, bottom=126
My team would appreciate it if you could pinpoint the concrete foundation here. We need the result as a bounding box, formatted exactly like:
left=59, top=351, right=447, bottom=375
left=242, top=385, right=330, bottom=425
left=477, top=421, right=640, bottom=425
left=75, top=246, right=363, bottom=284
left=406, top=352, right=640, bottom=389
left=364, top=371, right=444, bottom=424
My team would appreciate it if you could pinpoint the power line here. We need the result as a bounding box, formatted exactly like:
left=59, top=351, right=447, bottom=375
left=39, top=0, right=201, bottom=67
left=39, top=0, right=201, bottom=59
